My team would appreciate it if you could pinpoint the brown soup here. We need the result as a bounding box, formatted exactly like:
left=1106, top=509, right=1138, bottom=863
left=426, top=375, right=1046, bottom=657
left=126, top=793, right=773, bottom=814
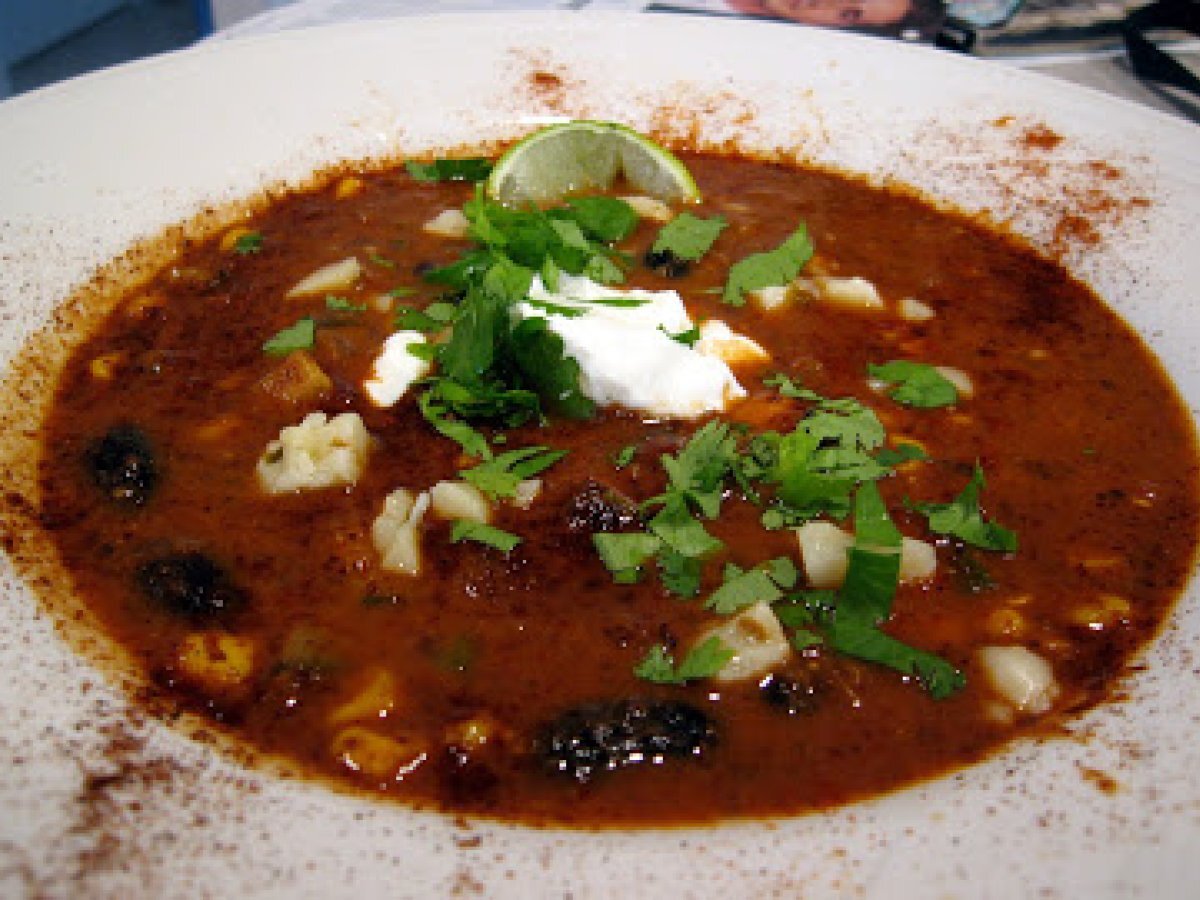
left=30, top=151, right=1200, bottom=826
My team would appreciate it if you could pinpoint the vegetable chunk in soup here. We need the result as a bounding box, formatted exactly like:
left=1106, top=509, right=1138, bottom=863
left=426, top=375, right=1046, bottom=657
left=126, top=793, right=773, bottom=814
left=33, top=139, right=1199, bottom=826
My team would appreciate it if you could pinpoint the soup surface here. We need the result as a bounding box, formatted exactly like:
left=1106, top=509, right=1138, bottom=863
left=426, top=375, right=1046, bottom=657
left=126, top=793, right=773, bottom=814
left=34, top=150, right=1199, bottom=826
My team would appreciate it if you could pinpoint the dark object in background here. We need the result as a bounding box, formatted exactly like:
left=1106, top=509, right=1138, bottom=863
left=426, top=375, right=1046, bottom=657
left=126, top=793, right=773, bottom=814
left=1123, top=0, right=1200, bottom=97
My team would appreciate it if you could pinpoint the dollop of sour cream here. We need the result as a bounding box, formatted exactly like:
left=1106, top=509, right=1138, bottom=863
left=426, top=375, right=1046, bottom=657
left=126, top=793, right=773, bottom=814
left=516, top=273, right=748, bottom=418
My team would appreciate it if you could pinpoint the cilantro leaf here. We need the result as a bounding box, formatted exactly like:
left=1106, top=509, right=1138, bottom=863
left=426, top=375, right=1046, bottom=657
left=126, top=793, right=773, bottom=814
left=658, top=547, right=702, bottom=597
left=233, top=231, right=263, bottom=255
left=460, top=445, right=566, bottom=501
left=325, top=295, right=366, bottom=312
left=824, top=620, right=964, bottom=699
left=705, top=557, right=798, bottom=615
left=648, top=494, right=724, bottom=558
left=449, top=520, right=522, bottom=553
left=418, top=391, right=492, bottom=460
left=405, top=158, right=492, bottom=182
left=564, top=196, right=638, bottom=242
left=769, top=400, right=888, bottom=520
left=876, top=442, right=929, bottom=467
left=395, top=301, right=456, bottom=332
left=763, top=372, right=822, bottom=402
left=659, top=420, right=739, bottom=518
left=612, top=445, right=638, bottom=469
left=508, top=316, right=596, bottom=420
left=633, top=636, right=734, bottom=685
left=662, top=324, right=700, bottom=346
left=592, top=532, right=662, bottom=583
left=722, top=223, right=814, bottom=306
left=262, top=317, right=315, bottom=355
left=869, top=360, right=959, bottom=408
left=651, top=212, right=727, bottom=262
left=913, top=464, right=1018, bottom=553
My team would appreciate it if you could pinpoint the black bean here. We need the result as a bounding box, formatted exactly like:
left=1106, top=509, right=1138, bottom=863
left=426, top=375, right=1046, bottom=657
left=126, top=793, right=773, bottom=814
left=759, top=673, right=822, bottom=716
left=536, top=698, right=716, bottom=783
left=85, top=425, right=158, bottom=507
left=136, top=552, right=247, bottom=619
left=643, top=248, right=691, bottom=278
left=566, top=481, right=641, bottom=533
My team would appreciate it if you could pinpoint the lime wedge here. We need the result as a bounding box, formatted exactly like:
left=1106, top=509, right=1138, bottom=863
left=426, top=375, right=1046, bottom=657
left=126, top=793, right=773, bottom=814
left=486, top=120, right=701, bottom=207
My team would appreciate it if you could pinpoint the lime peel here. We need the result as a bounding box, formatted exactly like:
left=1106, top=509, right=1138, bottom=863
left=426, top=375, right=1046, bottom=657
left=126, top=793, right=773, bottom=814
left=486, top=120, right=700, bottom=208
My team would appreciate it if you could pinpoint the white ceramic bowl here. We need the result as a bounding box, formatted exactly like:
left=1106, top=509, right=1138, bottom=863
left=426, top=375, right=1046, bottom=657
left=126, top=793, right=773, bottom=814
left=1, top=12, right=1197, bottom=897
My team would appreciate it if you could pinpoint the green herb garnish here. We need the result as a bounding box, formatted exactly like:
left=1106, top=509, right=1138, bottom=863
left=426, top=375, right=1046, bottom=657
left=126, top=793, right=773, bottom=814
left=405, top=158, right=493, bottom=182
left=723, top=223, right=814, bottom=306
left=233, top=231, right=264, bottom=255
left=651, top=212, right=727, bottom=262
left=633, top=636, right=734, bottom=685
left=262, top=317, right=315, bottom=355
left=912, top=464, right=1018, bottom=553
left=449, top=520, right=522, bottom=553
left=460, top=445, right=567, bottom=501
left=868, top=360, right=959, bottom=408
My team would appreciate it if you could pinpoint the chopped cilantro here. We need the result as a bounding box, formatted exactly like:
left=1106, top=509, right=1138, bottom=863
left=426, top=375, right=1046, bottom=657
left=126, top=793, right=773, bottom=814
left=325, top=295, right=366, bottom=312
left=648, top=495, right=724, bottom=558
left=395, top=301, right=457, bottom=332
left=651, top=212, right=727, bottom=262
left=405, top=158, right=493, bottom=182
left=705, top=557, right=798, bottom=615
left=722, top=223, right=814, bottom=306
left=813, top=482, right=965, bottom=698
left=825, top=621, right=965, bottom=699
left=763, top=372, right=822, bottom=402
left=869, top=360, right=959, bottom=408
left=262, top=317, right=315, bottom=355
left=662, top=324, right=701, bottom=346
left=658, top=420, right=740, bottom=518
left=233, top=231, right=263, bottom=255
left=449, top=520, right=522, bottom=553
left=876, top=442, right=929, bottom=467
left=912, top=464, right=1018, bottom=553
left=388, top=286, right=419, bottom=298
left=563, top=196, right=638, bottom=242
left=418, top=391, right=492, bottom=460
left=460, top=445, right=566, bottom=501
left=508, top=317, right=596, bottom=420
left=633, top=636, right=734, bottom=685
left=592, top=532, right=662, bottom=583
left=612, top=444, right=638, bottom=469
left=767, top=398, right=888, bottom=521
left=658, top=547, right=702, bottom=597
left=368, top=252, right=396, bottom=269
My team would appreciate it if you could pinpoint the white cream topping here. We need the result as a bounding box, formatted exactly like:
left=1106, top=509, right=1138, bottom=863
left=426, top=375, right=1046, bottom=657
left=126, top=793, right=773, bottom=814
left=516, top=273, right=746, bottom=418
left=363, top=330, right=432, bottom=408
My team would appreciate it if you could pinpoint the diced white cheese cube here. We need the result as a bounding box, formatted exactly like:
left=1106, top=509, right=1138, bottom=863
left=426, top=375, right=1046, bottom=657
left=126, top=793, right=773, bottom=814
left=935, top=365, right=974, bottom=398
left=899, top=296, right=936, bottom=321
left=977, top=645, right=1060, bottom=714
left=423, top=208, right=470, bottom=238
left=257, top=411, right=370, bottom=494
left=286, top=256, right=362, bottom=298
left=363, top=330, right=432, bottom=407
left=696, top=602, right=791, bottom=683
left=619, top=195, right=675, bottom=223
left=429, top=480, right=491, bottom=524
left=796, top=521, right=937, bottom=588
left=814, top=276, right=883, bottom=310
left=749, top=284, right=792, bottom=312
left=372, top=488, right=431, bottom=575
left=695, top=320, right=770, bottom=365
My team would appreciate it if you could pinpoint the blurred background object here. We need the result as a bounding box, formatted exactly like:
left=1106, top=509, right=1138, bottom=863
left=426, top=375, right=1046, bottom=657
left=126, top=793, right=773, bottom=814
left=0, top=1, right=294, bottom=100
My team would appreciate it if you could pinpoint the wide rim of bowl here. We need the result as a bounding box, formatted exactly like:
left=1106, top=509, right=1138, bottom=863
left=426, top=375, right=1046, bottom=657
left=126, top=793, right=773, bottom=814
left=1, top=11, right=1198, bottom=898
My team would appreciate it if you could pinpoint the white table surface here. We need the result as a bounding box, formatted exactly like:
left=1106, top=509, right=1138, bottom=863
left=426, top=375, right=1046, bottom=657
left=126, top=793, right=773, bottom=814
left=208, top=0, right=1200, bottom=121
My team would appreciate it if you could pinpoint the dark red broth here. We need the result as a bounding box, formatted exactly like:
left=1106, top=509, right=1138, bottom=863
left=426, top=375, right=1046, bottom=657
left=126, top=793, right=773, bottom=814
left=35, top=154, right=1199, bottom=825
